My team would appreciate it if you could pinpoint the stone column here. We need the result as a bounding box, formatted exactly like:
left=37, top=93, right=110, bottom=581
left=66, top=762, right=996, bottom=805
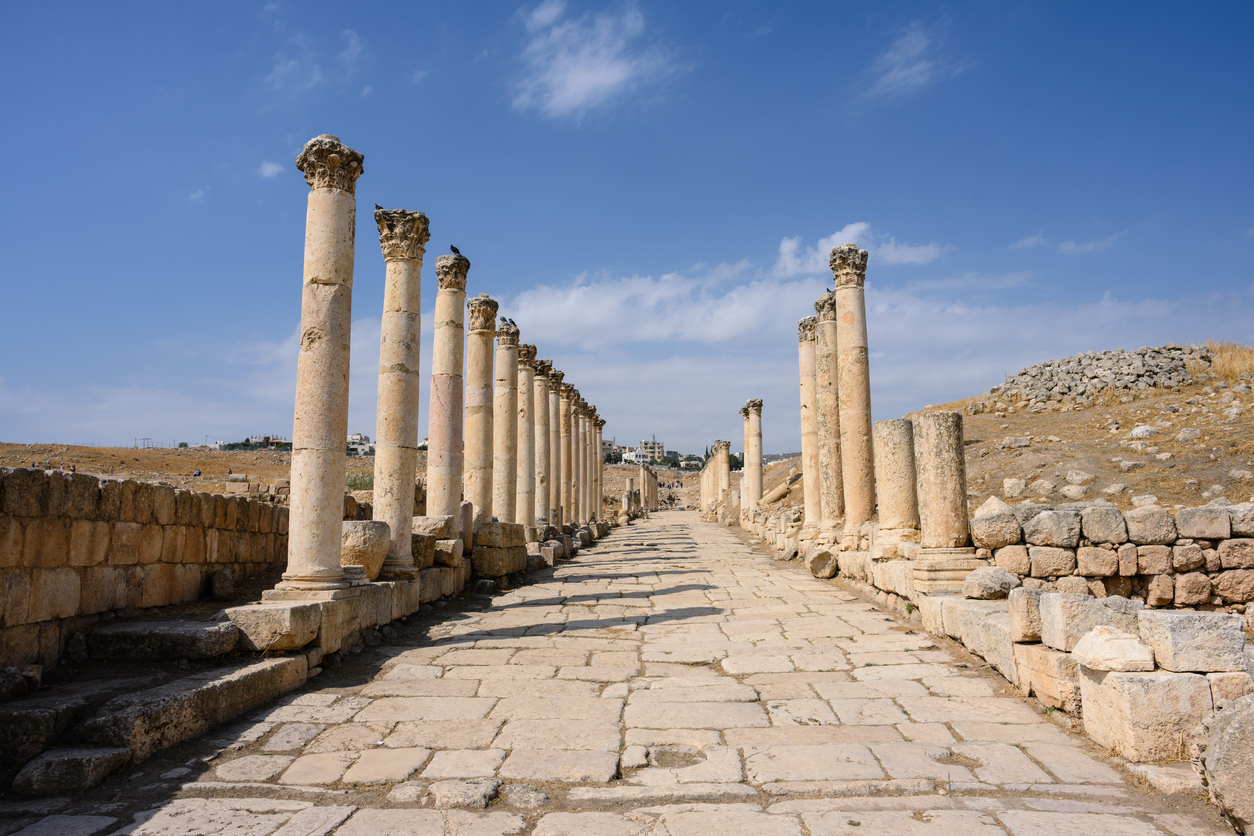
left=595, top=416, right=605, bottom=521
left=464, top=294, right=498, bottom=522
left=426, top=253, right=470, bottom=527
left=533, top=360, right=552, bottom=527
left=549, top=371, right=564, bottom=525
left=279, top=134, right=363, bottom=592
left=492, top=320, right=519, bottom=523
left=832, top=244, right=875, bottom=541
left=713, top=440, right=731, bottom=503
left=797, top=317, right=821, bottom=536
left=912, top=410, right=979, bottom=593
left=558, top=382, right=574, bottom=526
left=372, top=207, right=429, bottom=576
left=579, top=405, right=592, bottom=521
left=624, top=477, right=634, bottom=515
left=575, top=401, right=587, bottom=523
left=570, top=398, right=582, bottom=524
left=814, top=291, right=845, bottom=534
left=516, top=344, right=537, bottom=535
left=744, top=399, right=763, bottom=514
left=872, top=418, right=920, bottom=561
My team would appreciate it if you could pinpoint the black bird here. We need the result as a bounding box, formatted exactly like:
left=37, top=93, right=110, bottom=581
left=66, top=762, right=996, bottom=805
left=500, top=316, right=508, bottom=323
left=374, top=203, right=383, bottom=211
left=450, top=245, right=461, bottom=255
left=508, top=318, right=516, bottom=326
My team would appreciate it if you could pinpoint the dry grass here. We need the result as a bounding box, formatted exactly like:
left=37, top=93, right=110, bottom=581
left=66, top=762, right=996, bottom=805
left=1192, top=339, right=1254, bottom=382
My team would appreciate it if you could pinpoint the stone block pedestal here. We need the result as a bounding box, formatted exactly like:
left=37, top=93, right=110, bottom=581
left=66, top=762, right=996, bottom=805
left=912, top=549, right=983, bottom=595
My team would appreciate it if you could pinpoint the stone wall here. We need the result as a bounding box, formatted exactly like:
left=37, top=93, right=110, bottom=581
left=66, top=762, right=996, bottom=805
left=0, top=468, right=290, bottom=668
left=971, top=498, right=1254, bottom=609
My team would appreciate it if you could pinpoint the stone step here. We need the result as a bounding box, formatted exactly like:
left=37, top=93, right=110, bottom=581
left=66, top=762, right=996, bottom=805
left=87, top=620, right=240, bottom=662
left=79, top=656, right=306, bottom=761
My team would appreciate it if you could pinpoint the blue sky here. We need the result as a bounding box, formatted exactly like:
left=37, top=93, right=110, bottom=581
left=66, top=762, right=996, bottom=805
left=1, top=2, right=1251, bottom=455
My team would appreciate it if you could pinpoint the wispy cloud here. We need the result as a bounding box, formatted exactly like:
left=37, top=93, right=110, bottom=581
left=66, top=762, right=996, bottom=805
left=1010, top=232, right=1046, bottom=249
left=512, top=0, right=681, bottom=119
left=1245, top=226, right=1254, bottom=237
left=863, top=21, right=960, bottom=100
left=361, top=86, right=373, bottom=96
left=187, top=189, right=205, bottom=205
left=903, top=272, right=1033, bottom=292
left=410, top=70, right=428, bottom=85
left=1058, top=232, right=1121, bottom=255
left=338, top=30, right=365, bottom=75
left=772, top=223, right=948, bottom=277
left=258, top=161, right=283, bottom=178
left=266, top=55, right=322, bottom=92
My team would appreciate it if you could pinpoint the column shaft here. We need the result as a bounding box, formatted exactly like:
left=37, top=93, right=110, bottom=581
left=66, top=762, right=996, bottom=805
left=913, top=411, right=970, bottom=549
left=372, top=209, right=428, bottom=573
left=549, top=373, right=563, bottom=525
left=797, top=317, right=821, bottom=531
left=426, top=256, right=469, bottom=525
left=559, top=384, right=573, bottom=525
left=832, top=244, right=875, bottom=532
left=814, top=292, right=844, bottom=526
left=282, top=135, right=363, bottom=591
left=533, top=362, right=552, bottom=527
left=463, top=294, right=498, bottom=521
left=873, top=419, right=920, bottom=531
left=492, top=322, right=519, bottom=522
left=516, top=345, right=537, bottom=532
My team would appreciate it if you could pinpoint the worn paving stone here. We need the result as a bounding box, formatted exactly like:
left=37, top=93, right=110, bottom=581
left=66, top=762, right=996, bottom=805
left=742, top=744, right=882, bottom=783
left=342, top=747, right=430, bottom=784
left=801, top=809, right=1005, bottom=835
left=213, top=754, right=294, bottom=782
left=383, top=719, right=503, bottom=749
left=420, top=749, right=506, bottom=779
left=498, top=749, right=620, bottom=782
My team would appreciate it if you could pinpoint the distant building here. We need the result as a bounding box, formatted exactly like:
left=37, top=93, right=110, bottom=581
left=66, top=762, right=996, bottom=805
left=626, top=449, right=651, bottom=464
left=665, top=450, right=678, bottom=460
left=638, top=439, right=665, bottom=462
left=348, top=433, right=374, bottom=457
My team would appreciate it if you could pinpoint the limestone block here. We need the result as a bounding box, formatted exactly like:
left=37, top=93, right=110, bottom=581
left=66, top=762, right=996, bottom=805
left=913, top=554, right=986, bottom=595
left=472, top=546, right=527, bottom=578
left=28, top=568, right=81, bottom=622
left=1, top=570, right=32, bottom=628
left=543, top=539, right=567, bottom=561
left=476, top=522, right=526, bottom=548
left=1216, top=569, right=1254, bottom=603
left=341, top=520, right=391, bottom=581
left=1009, top=587, right=1045, bottom=642
left=1079, top=668, right=1212, bottom=761
left=434, top=539, right=464, bottom=568
left=411, top=534, right=436, bottom=569
left=1081, top=504, right=1128, bottom=544
left=1199, top=694, right=1254, bottom=832
left=2, top=468, right=47, bottom=516
left=971, top=512, right=1022, bottom=550
left=1231, top=505, right=1254, bottom=537
left=1134, top=545, right=1170, bottom=575
left=1220, top=538, right=1254, bottom=569
left=806, top=548, right=837, bottom=579
left=317, top=596, right=362, bottom=654
left=1173, top=542, right=1205, bottom=572
left=227, top=601, right=321, bottom=651
left=1013, top=642, right=1081, bottom=713
left=1023, top=511, right=1081, bottom=548
left=413, top=515, right=457, bottom=540
left=1138, top=611, right=1246, bottom=672
left=11, top=747, right=130, bottom=796
left=1146, top=574, right=1175, bottom=606
left=1174, top=572, right=1212, bottom=606
left=1124, top=505, right=1177, bottom=545
left=1074, top=546, right=1115, bottom=577
left=1073, top=626, right=1154, bottom=671
left=359, top=583, right=394, bottom=629
left=1208, top=672, right=1254, bottom=704
left=962, top=566, right=1021, bottom=599
left=22, top=518, right=71, bottom=570
left=88, top=621, right=239, bottom=662
left=994, top=544, right=1029, bottom=575
left=1029, top=546, right=1076, bottom=577
left=1040, top=592, right=1142, bottom=652
left=419, top=568, right=445, bottom=603
left=950, top=600, right=1019, bottom=686
left=1175, top=506, right=1230, bottom=540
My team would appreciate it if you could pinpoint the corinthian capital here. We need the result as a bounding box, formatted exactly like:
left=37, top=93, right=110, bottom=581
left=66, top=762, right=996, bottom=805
left=798, top=316, right=817, bottom=342
left=535, top=359, right=553, bottom=378
left=830, top=242, right=869, bottom=288
left=295, top=135, right=364, bottom=194
left=814, top=291, right=837, bottom=322
left=746, top=398, right=763, bottom=415
left=434, top=254, right=470, bottom=291
left=518, top=343, right=537, bottom=364
left=374, top=208, right=429, bottom=261
left=713, top=440, right=731, bottom=453
left=550, top=369, right=565, bottom=386
left=559, top=383, right=575, bottom=399
left=467, top=294, right=499, bottom=331
left=740, top=406, right=750, bottom=420
left=497, top=320, right=520, bottom=347
left=597, top=417, right=606, bottom=429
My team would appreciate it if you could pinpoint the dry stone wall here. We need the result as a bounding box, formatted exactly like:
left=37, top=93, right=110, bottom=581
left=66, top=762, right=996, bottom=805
left=0, top=468, right=290, bottom=668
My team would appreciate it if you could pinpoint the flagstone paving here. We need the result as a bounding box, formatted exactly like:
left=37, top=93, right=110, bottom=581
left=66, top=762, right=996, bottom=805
left=3, top=512, right=1233, bottom=835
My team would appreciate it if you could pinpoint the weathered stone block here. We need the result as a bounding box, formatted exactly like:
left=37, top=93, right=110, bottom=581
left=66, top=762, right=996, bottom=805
left=1008, top=586, right=1044, bottom=642
left=341, top=520, right=390, bottom=581
left=1040, top=592, right=1142, bottom=652
left=1138, top=611, right=1246, bottom=672
left=1117, top=542, right=1138, bottom=576
left=1013, top=642, right=1081, bottom=713
left=412, top=515, right=456, bottom=540
left=1231, top=505, right=1254, bottom=537
left=140, top=564, right=176, bottom=608
left=1172, top=542, right=1204, bottom=572
left=1, top=571, right=32, bottom=627
left=1137, top=545, right=1172, bottom=574
left=62, top=474, right=100, bottom=520
left=67, top=520, right=109, bottom=568
left=1023, top=511, right=1081, bottom=548
left=1079, top=668, right=1212, bottom=761
left=226, top=601, right=321, bottom=651
left=472, top=546, right=527, bottom=578
left=1216, top=569, right=1254, bottom=603
left=1176, top=507, right=1231, bottom=540
left=1220, top=538, right=1254, bottom=569
left=1081, top=504, right=1128, bottom=544
left=994, top=544, right=1029, bottom=575
left=21, top=518, right=70, bottom=570
left=151, top=485, right=176, bottom=526
left=1199, top=694, right=1254, bottom=832
left=806, top=548, right=837, bottom=579
left=476, top=522, right=526, bottom=548
left=1073, top=625, right=1154, bottom=671
left=1146, top=574, right=1175, bottom=606
left=962, top=566, right=1020, bottom=599
left=1174, top=572, right=1212, bottom=606
left=1076, top=546, right=1117, bottom=577
left=3, top=468, right=46, bottom=517
left=11, top=747, right=130, bottom=796
left=434, top=538, right=464, bottom=568
left=28, top=568, right=80, bottom=622
left=88, top=621, right=239, bottom=662
left=1124, top=505, right=1177, bottom=545
left=971, top=513, right=1022, bottom=550
left=1208, top=672, right=1254, bottom=704
left=419, top=568, right=446, bottom=603
left=1029, top=546, right=1076, bottom=577
left=411, top=533, right=436, bottom=569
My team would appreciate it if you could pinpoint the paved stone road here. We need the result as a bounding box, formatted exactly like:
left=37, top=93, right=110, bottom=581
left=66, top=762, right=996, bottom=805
left=6, top=512, right=1234, bottom=835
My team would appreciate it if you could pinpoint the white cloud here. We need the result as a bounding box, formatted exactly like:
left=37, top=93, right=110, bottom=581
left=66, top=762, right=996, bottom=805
left=864, top=21, right=958, bottom=99
left=266, top=56, right=322, bottom=92
left=1010, top=232, right=1046, bottom=249
left=1058, top=233, right=1120, bottom=255
left=903, top=272, right=1033, bottom=292
left=362, top=86, right=373, bottom=96
left=1245, top=226, right=1254, bottom=237
left=258, top=161, right=283, bottom=178
left=410, top=70, right=428, bottom=85
left=512, top=0, right=680, bottom=119
left=187, top=189, right=205, bottom=205
left=772, top=223, right=946, bottom=277
left=338, top=30, right=365, bottom=74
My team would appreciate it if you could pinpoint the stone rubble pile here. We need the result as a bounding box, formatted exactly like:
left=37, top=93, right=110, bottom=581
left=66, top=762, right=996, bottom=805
left=987, top=343, right=1213, bottom=411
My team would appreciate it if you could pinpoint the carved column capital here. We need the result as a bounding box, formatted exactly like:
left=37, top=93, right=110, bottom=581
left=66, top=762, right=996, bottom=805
left=713, top=440, right=731, bottom=453
left=518, top=343, right=537, bottom=364
left=596, top=418, right=606, bottom=428
left=814, top=291, right=838, bottom=322
left=496, top=319, right=520, bottom=347
left=535, top=358, right=553, bottom=378
left=798, top=316, right=817, bottom=342
left=374, top=208, right=429, bottom=261
left=550, top=369, right=565, bottom=387
left=435, top=254, right=470, bottom=291
left=830, top=242, right=869, bottom=288
left=745, top=398, right=763, bottom=415
left=740, top=406, right=750, bottom=421
left=559, top=383, right=575, bottom=399
left=295, top=134, right=364, bottom=194
left=467, top=294, right=499, bottom=331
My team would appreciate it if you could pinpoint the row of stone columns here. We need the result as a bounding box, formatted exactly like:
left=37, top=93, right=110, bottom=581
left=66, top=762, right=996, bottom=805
left=278, top=133, right=609, bottom=597
left=739, top=399, right=763, bottom=520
